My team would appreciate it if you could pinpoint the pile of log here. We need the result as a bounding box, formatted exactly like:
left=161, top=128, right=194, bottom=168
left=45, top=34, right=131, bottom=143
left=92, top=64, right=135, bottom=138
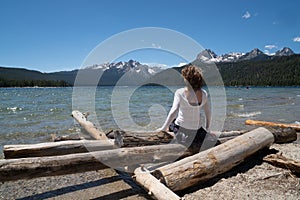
left=1, top=111, right=299, bottom=200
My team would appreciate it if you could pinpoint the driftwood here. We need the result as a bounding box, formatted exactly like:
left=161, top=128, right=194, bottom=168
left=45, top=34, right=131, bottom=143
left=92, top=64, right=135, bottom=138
left=134, top=167, right=180, bottom=200
left=3, top=140, right=115, bottom=159
left=51, top=134, right=88, bottom=142
left=0, top=144, right=189, bottom=182
left=7, top=128, right=293, bottom=159
left=4, top=131, right=244, bottom=159
left=264, top=154, right=300, bottom=174
left=108, top=130, right=175, bottom=147
left=4, top=131, right=175, bottom=159
left=246, top=119, right=300, bottom=131
left=71, top=110, right=108, bottom=140
left=152, top=127, right=296, bottom=191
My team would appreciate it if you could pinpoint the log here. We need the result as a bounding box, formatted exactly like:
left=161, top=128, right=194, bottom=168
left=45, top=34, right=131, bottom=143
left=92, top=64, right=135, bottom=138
left=71, top=110, right=108, bottom=140
left=51, top=134, right=89, bottom=142
left=134, top=167, right=180, bottom=200
left=264, top=154, right=300, bottom=173
left=245, top=119, right=300, bottom=131
left=3, top=140, right=115, bottom=159
left=219, top=130, right=248, bottom=138
left=110, top=130, right=175, bottom=147
left=152, top=127, right=289, bottom=191
left=0, top=144, right=189, bottom=182
left=4, top=131, right=175, bottom=159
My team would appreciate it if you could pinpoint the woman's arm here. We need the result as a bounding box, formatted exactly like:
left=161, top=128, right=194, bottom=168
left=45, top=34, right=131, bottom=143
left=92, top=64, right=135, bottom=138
left=203, top=92, right=211, bottom=131
left=159, top=91, right=180, bottom=131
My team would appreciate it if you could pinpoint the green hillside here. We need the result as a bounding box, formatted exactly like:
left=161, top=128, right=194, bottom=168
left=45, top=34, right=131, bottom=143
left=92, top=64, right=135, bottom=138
left=217, top=54, right=300, bottom=86
left=0, top=67, right=71, bottom=87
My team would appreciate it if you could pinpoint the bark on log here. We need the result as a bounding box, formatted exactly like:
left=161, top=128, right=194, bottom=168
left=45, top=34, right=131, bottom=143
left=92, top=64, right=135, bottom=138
left=110, top=130, right=175, bottom=147
left=152, top=127, right=278, bottom=191
left=219, top=130, right=248, bottom=138
left=2, top=132, right=229, bottom=159
left=4, top=131, right=175, bottom=159
left=0, top=144, right=189, bottom=182
left=263, top=154, right=300, bottom=173
left=246, top=119, right=300, bottom=131
left=51, top=134, right=89, bottom=142
left=134, top=167, right=180, bottom=200
left=71, top=110, right=108, bottom=140
left=3, top=140, right=115, bottom=159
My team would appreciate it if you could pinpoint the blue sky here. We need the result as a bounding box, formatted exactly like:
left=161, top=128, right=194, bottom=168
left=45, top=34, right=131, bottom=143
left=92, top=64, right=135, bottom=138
left=0, top=0, right=299, bottom=72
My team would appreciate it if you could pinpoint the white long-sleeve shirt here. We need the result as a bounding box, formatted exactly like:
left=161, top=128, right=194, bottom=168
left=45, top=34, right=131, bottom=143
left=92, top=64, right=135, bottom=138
left=160, top=88, right=211, bottom=131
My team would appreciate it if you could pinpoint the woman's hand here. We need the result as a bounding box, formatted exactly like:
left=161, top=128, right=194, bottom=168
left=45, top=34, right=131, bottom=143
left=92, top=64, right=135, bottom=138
left=156, top=127, right=163, bottom=132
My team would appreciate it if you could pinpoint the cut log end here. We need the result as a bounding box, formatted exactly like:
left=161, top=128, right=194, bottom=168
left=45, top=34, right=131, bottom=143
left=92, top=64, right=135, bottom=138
left=266, top=127, right=297, bottom=144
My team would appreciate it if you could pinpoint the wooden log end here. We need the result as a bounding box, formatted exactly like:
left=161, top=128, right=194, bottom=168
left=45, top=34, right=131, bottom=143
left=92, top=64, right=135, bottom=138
left=266, top=127, right=297, bottom=144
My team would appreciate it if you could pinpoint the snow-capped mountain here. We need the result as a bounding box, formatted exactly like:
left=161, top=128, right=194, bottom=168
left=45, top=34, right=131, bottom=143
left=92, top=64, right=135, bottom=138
left=84, top=60, right=163, bottom=85
left=86, top=60, right=162, bottom=75
left=196, top=47, right=295, bottom=63
left=274, top=47, right=295, bottom=56
left=239, top=48, right=269, bottom=61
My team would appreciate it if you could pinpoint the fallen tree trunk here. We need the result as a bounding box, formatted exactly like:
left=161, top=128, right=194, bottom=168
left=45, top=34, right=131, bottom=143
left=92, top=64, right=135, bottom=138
left=71, top=110, right=108, bottom=140
left=152, top=127, right=296, bottom=191
left=245, top=119, right=300, bottom=131
left=134, top=167, right=180, bottom=200
left=0, top=144, right=189, bottom=182
left=3, top=131, right=238, bottom=159
left=3, top=140, right=115, bottom=159
left=264, top=154, right=300, bottom=174
left=4, top=131, right=175, bottom=159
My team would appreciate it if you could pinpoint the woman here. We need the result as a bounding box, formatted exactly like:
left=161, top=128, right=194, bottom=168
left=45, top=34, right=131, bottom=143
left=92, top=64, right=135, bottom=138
left=158, top=64, right=213, bottom=152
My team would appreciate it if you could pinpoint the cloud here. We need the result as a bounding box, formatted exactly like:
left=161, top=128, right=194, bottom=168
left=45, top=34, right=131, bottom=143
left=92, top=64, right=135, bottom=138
left=265, top=45, right=277, bottom=50
left=242, top=11, right=251, bottom=19
left=151, top=43, right=162, bottom=49
left=293, top=37, right=300, bottom=42
left=263, top=50, right=275, bottom=56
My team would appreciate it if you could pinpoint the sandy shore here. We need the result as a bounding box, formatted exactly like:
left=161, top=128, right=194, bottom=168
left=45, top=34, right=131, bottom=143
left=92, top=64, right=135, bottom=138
left=1, top=135, right=299, bottom=200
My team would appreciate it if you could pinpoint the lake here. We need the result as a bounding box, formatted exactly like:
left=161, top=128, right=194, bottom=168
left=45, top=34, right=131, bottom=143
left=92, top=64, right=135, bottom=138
left=0, top=86, right=299, bottom=154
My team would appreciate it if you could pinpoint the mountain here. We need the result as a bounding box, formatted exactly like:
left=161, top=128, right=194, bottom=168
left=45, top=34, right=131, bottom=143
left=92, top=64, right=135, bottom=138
left=275, top=47, right=295, bottom=56
left=1, top=48, right=299, bottom=87
left=196, top=49, right=218, bottom=61
left=196, top=47, right=295, bottom=63
left=239, top=48, right=270, bottom=61
left=0, top=67, right=72, bottom=87
left=81, top=60, right=163, bottom=85
left=0, top=60, right=163, bottom=86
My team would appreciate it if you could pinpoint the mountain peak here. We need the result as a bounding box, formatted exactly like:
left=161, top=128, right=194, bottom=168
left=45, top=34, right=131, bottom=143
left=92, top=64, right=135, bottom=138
left=196, top=49, right=218, bottom=61
left=275, top=47, right=295, bottom=56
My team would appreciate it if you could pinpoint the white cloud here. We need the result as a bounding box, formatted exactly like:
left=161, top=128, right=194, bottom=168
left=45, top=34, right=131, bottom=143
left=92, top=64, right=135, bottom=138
left=263, top=50, right=275, bottom=56
left=265, top=45, right=277, bottom=50
left=293, top=37, right=300, bottom=42
left=242, top=11, right=251, bottom=19
left=151, top=43, right=162, bottom=49
left=142, top=63, right=168, bottom=69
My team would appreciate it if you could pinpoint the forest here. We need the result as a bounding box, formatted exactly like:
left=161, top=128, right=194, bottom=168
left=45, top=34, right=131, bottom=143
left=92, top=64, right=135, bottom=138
left=217, top=54, right=300, bottom=86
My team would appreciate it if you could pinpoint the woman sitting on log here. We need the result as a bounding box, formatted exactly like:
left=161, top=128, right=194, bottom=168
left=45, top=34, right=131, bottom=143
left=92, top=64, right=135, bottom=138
left=158, top=64, right=218, bottom=152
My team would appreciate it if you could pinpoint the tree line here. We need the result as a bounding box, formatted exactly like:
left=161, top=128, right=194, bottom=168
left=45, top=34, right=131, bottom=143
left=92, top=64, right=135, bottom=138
left=0, top=78, right=71, bottom=87
left=217, top=54, right=300, bottom=86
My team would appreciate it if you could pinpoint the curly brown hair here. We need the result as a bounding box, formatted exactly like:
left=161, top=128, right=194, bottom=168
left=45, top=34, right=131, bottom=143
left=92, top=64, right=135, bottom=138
left=181, top=64, right=203, bottom=90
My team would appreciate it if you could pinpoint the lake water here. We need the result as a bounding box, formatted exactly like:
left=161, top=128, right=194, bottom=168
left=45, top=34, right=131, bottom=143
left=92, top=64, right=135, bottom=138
left=0, top=86, right=299, bottom=154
